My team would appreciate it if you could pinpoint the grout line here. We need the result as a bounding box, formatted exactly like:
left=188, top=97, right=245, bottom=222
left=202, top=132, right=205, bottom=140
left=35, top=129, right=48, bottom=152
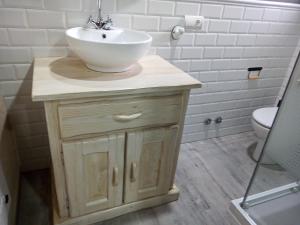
left=187, top=95, right=279, bottom=107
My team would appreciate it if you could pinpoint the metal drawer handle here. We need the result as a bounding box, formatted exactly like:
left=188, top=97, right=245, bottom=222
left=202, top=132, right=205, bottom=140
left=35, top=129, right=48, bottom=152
left=113, top=167, right=118, bottom=186
left=130, top=162, right=137, bottom=182
left=113, top=113, right=142, bottom=122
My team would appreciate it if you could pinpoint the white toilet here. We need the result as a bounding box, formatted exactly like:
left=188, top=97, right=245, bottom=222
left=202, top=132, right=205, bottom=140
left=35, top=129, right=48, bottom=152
left=251, top=107, right=278, bottom=164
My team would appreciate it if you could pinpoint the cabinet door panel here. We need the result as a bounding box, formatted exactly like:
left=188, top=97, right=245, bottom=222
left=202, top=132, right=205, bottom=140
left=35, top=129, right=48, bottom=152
left=125, top=126, right=178, bottom=203
left=62, top=134, right=124, bottom=217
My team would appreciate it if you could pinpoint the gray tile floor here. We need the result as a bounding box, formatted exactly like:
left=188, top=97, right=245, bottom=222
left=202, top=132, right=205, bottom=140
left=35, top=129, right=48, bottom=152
left=17, top=132, right=293, bottom=225
left=17, top=170, right=51, bottom=225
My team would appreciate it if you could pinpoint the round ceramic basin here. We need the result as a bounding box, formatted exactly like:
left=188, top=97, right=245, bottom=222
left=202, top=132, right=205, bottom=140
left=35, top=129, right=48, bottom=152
left=66, top=27, right=152, bottom=73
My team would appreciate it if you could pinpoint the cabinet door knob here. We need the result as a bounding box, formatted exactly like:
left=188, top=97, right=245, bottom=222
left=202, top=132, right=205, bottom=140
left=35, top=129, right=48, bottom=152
left=113, top=113, right=142, bottom=122
left=130, top=162, right=137, bottom=182
left=113, top=167, right=118, bottom=186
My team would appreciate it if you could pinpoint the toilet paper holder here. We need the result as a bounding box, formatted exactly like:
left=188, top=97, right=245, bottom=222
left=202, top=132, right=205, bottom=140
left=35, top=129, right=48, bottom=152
left=248, top=67, right=263, bottom=80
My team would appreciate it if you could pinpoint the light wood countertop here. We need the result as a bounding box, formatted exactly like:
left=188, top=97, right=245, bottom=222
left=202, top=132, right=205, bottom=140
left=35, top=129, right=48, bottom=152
left=32, top=55, right=202, bottom=101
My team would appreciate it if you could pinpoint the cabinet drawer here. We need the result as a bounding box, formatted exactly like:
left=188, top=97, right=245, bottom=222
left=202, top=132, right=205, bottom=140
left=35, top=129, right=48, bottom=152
left=58, top=95, right=182, bottom=138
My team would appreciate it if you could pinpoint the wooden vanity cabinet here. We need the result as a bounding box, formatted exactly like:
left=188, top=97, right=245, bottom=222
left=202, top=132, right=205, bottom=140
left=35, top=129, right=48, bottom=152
left=48, top=94, right=183, bottom=218
left=32, top=56, right=201, bottom=225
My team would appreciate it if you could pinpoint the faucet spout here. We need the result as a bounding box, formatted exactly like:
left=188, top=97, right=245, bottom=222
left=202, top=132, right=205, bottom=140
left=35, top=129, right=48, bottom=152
left=97, top=0, right=102, bottom=22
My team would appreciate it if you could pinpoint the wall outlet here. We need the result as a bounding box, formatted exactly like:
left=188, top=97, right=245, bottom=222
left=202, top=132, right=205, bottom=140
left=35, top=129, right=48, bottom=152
left=185, top=15, right=204, bottom=29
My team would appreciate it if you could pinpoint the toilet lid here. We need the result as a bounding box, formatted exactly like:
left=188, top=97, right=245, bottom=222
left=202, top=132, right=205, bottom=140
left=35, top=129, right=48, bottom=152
left=252, top=107, right=278, bottom=129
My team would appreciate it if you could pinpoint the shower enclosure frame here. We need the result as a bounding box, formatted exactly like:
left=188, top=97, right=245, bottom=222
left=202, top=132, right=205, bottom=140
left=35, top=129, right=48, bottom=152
left=231, top=182, right=300, bottom=225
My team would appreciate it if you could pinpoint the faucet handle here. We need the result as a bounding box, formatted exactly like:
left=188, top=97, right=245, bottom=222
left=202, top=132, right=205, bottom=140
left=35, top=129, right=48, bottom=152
left=87, top=15, right=94, bottom=24
left=105, top=15, right=113, bottom=25
left=106, top=15, right=112, bottom=22
left=103, top=15, right=113, bottom=30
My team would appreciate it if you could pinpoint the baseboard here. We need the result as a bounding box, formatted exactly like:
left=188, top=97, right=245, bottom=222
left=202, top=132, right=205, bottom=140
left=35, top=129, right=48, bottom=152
left=53, top=186, right=180, bottom=225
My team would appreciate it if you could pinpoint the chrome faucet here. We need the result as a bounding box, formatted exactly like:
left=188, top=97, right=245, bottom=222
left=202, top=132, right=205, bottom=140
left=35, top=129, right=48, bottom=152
left=87, top=0, right=113, bottom=30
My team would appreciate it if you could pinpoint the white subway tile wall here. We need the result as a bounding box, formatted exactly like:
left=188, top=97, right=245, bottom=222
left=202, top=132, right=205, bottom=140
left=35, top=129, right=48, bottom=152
left=0, top=0, right=299, bottom=170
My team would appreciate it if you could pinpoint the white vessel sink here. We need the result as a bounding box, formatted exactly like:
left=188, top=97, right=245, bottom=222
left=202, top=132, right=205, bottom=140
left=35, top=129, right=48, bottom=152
left=66, top=27, right=152, bottom=73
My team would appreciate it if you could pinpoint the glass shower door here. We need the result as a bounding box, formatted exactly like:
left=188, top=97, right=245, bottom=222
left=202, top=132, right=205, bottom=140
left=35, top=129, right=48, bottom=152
left=239, top=52, right=300, bottom=225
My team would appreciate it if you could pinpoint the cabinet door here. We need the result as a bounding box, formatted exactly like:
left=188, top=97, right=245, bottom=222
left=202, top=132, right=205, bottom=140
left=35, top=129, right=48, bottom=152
left=125, top=126, right=179, bottom=203
left=62, top=134, right=124, bottom=217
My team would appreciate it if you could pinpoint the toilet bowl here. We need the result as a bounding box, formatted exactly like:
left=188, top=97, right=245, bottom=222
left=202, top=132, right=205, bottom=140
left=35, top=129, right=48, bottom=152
left=251, top=107, right=278, bottom=164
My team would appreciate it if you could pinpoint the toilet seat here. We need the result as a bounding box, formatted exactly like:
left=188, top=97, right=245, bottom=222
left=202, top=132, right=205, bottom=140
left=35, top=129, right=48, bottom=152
left=252, top=107, right=278, bottom=129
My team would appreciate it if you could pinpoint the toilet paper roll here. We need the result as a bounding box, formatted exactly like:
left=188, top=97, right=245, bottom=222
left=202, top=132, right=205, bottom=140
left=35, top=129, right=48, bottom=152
left=185, top=15, right=204, bottom=28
